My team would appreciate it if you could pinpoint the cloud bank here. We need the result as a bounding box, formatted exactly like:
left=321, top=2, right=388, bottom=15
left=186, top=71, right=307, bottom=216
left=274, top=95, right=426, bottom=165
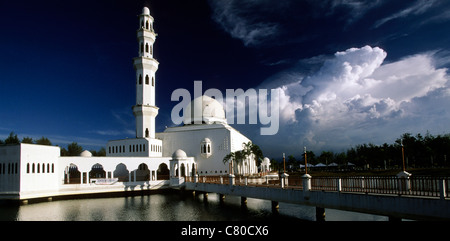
left=258, top=46, right=449, bottom=153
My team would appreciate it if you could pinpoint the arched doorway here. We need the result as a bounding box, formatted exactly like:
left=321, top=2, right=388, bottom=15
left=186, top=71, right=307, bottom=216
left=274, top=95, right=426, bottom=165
left=64, top=164, right=81, bottom=184
left=157, top=163, right=169, bottom=180
left=114, top=163, right=129, bottom=182
left=136, top=163, right=150, bottom=181
left=90, top=163, right=106, bottom=180
left=180, top=163, right=186, bottom=177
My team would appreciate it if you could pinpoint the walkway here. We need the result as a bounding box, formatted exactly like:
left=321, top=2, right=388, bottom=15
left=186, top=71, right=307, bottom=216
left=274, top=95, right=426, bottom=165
left=181, top=174, right=450, bottom=220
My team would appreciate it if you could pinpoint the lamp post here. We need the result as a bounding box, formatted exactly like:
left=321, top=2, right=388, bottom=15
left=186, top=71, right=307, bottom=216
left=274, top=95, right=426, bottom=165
left=283, top=153, right=286, bottom=173
left=401, top=139, right=406, bottom=172
left=304, top=146, right=308, bottom=175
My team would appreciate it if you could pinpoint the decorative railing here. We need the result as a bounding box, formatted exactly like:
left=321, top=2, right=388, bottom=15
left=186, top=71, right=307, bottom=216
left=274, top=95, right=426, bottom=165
left=185, top=174, right=449, bottom=199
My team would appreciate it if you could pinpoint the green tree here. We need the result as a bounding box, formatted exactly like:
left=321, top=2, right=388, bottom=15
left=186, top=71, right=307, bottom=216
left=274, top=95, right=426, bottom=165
left=35, top=136, right=52, bottom=146
left=242, top=141, right=264, bottom=173
left=4, top=132, right=20, bottom=144
left=21, top=137, right=33, bottom=144
left=318, top=151, right=334, bottom=165
left=66, top=142, right=83, bottom=156
left=91, top=147, right=106, bottom=157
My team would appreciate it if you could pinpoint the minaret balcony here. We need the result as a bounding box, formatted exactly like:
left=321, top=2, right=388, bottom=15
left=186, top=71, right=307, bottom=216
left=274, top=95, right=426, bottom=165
left=137, top=29, right=157, bottom=41
left=133, top=57, right=159, bottom=71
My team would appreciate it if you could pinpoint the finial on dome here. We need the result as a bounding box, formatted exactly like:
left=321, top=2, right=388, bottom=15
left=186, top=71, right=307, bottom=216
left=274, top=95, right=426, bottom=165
left=142, top=7, right=150, bottom=15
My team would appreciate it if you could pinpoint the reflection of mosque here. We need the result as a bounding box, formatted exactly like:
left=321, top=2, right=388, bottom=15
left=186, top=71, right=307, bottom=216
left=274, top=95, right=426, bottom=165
left=0, top=7, right=269, bottom=201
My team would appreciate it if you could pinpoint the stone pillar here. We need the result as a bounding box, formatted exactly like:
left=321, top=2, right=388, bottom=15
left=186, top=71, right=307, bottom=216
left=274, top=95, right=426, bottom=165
left=194, top=174, right=198, bottom=183
left=337, top=178, right=342, bottom=193
left=440, top=179, right=447, bottom=200
left=397, top=171, right=411, bottom=193
left=229, top=174, right=235, bottom=186
left=281, top=173, right=289, bottom=188
left=302, top=174, right=312, bottom=199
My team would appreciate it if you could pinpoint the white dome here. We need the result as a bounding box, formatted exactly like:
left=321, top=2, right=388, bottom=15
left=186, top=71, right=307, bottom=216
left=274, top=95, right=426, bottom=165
left=142, top=7, right=150, bottom=15
left=262, top=157, right=271, bottom=165
left=183, top=96, right=227, bottom=125
left=80, top=150, right=92, bottom=157
left=172, top=149, right=187, bottom=159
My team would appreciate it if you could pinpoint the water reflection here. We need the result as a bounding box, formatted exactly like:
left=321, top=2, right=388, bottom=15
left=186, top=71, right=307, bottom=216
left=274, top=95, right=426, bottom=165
left=0, top=192, right=387, bottom=221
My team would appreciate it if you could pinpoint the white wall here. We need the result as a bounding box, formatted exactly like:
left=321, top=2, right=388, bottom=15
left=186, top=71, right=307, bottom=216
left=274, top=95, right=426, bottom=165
left=158, top=123, right=256, bottom=176
left=107, top=138, right=163, bottom=157
left=0, top=145, right=21, bottom=193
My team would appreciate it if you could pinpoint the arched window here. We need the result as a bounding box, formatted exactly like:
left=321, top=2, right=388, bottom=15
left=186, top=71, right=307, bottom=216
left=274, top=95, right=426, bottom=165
left=139, top=75, right=142, bottom=85
left=27, top=163, right=30, bottom=173
left=32, top=163, right=35, bottom=173
left=146, top=20, right=149, bottom=30
left=152, top=77, right=155, bottom=87
left=150, top=46, right=153, bottom=55
left=140, top=43, right=144, bottom=53
left=141, top=20, right=144, bottom=28
left=146, top=43, right=149, bottom=53
left=52, top=163, right=54, bottom=173
left=201, top=138, right=212, bottom=158
left=145, top=128, right=149, bottom=138
left=145, top=75, right=150, bottom=85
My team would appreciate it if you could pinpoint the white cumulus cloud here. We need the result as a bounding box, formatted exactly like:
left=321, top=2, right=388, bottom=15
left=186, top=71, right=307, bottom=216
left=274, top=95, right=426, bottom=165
left=261, top=46, right=449, bottom=151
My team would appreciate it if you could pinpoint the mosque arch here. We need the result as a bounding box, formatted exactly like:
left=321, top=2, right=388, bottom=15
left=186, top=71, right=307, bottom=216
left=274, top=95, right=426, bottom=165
left=138, top=74, right=142, bottom=85
left=114, top=163, right=129, bottom=182
left=157, top=163, right=169, bottom=180
left=136, top=163, right=150, bottom=181
left=90, top=163, right=106, bottom=179
left=180, top=163, right=186, bottom=177
left=145, top=75, right=150, bottom=85
left=64, top=164, right=81, bottom=184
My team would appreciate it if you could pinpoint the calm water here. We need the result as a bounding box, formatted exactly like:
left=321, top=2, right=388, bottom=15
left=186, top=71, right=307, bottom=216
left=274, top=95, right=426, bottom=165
left=0, top=191, right=388, bottom=221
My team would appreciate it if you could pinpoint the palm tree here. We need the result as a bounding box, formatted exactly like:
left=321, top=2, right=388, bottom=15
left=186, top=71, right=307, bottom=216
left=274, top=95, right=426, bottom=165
left=223, top=142, right=264, bottom=176
left=242, top=141, right=264, bottom=175
left=223, top=150, right=246, bottom=175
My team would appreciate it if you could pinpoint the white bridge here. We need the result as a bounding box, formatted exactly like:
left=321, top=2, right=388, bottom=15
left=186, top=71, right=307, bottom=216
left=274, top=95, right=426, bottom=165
left=177, top=174, right=450, bottom=221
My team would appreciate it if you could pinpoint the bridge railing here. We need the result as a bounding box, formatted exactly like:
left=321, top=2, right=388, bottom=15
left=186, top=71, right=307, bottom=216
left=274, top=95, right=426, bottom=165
left=311, top=176, right=449, bottom=198
left=186, top=175, right=449, bottom=199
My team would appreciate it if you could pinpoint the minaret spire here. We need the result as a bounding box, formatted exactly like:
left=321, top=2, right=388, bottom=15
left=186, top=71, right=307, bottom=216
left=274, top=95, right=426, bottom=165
left=132, top=6, right=159, bottom=139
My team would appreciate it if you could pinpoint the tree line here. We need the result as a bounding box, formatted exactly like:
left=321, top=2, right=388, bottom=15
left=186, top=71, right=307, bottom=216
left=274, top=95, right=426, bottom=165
left=271, top=132, right=450, bottom=171
left=0, top=132, right=106, bottom=156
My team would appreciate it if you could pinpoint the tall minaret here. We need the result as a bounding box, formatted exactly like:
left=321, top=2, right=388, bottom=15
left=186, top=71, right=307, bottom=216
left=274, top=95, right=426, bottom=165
left=132, top=6, right=159, bottom=139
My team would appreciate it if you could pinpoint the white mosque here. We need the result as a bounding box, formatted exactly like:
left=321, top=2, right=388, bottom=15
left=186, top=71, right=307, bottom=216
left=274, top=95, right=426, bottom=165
left=0, top=7, right=271, bottom=201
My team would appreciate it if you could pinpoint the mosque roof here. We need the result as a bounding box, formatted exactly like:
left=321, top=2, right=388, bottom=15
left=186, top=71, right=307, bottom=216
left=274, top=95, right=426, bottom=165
left=183, top=95, right=227, bottom=125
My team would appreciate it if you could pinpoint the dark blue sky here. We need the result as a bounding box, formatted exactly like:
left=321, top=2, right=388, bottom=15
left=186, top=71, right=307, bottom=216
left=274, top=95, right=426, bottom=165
left=1, top=0, right=450, bottom=158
